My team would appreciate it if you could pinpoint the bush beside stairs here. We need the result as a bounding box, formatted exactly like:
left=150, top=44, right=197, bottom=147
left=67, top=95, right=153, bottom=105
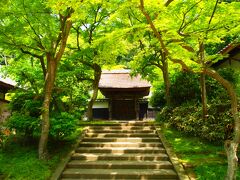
left=58, top=121, right=181, bottom=179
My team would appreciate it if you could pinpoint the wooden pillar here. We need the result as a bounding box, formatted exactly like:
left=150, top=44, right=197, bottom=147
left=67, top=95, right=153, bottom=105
left=109, top=98, right=112, bottom=120
left=134, top=97, right=139, bottom=120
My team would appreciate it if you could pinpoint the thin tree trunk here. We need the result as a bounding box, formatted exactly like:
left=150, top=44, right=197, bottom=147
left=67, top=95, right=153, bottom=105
left=204, top=69, right=240, bottom=180
left=38, top=9, right=72, bottom=159
left=162, top=60, right=171, bottom=106
left=139, top=1, right=239, bottom=178
left=199, top=41, right=208, bottom=119
left=38, top=57, right=57, bottom=159
left=87, top=64, right=102, bottom=120
left=200, top=74, right=208, bottom=118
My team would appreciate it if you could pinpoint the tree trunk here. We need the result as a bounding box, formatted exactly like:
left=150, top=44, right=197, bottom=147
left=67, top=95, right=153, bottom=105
left=199, top=41, right=208, bottom=119
left=87, top=64, right=102, bottom=120
left=38, top=57, right=57, bottom=159
left=225, top=140, right=239, bottom=180
left=200, top=74, right=208, bottom=119
left=162, top=60, right=171, bottom=106
left=139, top=3, right=240, bottom=178
left=204, top=69, right=240, bottom=180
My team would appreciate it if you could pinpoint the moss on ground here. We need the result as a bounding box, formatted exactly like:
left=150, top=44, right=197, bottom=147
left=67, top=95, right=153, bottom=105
left=161, top=125, right=240, bottom=179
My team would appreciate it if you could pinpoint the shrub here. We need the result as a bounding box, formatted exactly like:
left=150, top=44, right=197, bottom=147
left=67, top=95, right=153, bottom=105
left=151, top=68, right=238, bottom=107
left=157, top=100, right=233, bottom=142
left=7, top=112, right=79, bottom=140
left=150, top=85, right=166, bottom=107
left=7, top=89, right=80, bottom=140
left=170, top=72, right=201, bottom=105
left=7, top=113, right=40, bottom=138
left=155, top=106, right=173, bottom=122
left=9, top=90, right=42, bottom=117
left=49, top=112, right=79, bottom=140
left=206, top=68, right=238, bottom=101
left=0, top=127, right=12, bottom=148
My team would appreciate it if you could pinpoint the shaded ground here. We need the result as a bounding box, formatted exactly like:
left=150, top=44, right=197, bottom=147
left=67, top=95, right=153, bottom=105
left=0, top=134, right=81, bottom=179
left=162, top=126, right=240, bottom=179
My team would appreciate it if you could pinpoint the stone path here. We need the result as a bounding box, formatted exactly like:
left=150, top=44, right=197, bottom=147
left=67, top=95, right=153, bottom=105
left=59, top=121, right=179, bottom=179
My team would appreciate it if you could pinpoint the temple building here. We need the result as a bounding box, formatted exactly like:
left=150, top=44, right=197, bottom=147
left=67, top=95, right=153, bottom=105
left=212, top=43, right=240, bottom=69
left=0, top=77, right=15, bottom=122
left=93, top=70, right=151, bottom=120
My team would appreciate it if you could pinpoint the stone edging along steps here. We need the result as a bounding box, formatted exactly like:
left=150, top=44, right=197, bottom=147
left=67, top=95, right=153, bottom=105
left=52, top=121, right=190, bottom=180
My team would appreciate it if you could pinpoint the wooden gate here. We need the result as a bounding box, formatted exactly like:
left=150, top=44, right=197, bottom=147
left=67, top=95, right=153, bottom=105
left=112, top=99, right=136, bottom=120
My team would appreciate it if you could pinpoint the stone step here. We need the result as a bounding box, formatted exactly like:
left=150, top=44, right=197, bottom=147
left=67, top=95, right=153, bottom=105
left=61, top=178, right=178, bottom=180
left=62, top=179, right=178, bottom=180
left=67, top=160, right=173, bottom=169
left=79, top=142, right=163, bottom=148
left=117, top=121, right=154, bottom=125
left=89, top=126, right=155, bottom=130
left=71, top=153, right=169, bottom=161
left=88, top=122, right=154, bottom=126
left=75, top=147, right=166, bottom=154
left=61, top=168, right=178, bottom=179
left=87, top=129, right=156, bottom=133
left=82, top=137, right=160, bottom=143
left=59, top=122, right=180, bottom=180
left=85, top=133, right=158, bottom=138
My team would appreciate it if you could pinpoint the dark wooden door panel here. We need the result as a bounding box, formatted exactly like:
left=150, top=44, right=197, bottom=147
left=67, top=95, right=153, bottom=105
left=112, top=100, right=136, bottom=120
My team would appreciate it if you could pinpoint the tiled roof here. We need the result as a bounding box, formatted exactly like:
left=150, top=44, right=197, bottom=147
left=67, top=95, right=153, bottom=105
left=210, top=42, right=240, bottom=68
left=0, top=77, right=16, bottom=87
left=218, top=42, right=240, bottom=54
left=99, top=70, right=151, bottom=89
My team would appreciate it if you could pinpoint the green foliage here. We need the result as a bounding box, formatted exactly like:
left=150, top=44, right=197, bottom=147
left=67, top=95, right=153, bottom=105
left=7, top=112, right=79, bottom=140
left=56, top=58, right=90, bottom=115
left=151, top=68, right=239, bottom=107
left=150, top=71, right=201, bottom=107
left=170, top=72, right=201, bottom=105
left=157, top=100, right=233, bottom=142
left=8, top=90, right=80, bottom=139
left=7, top=90, right=42, bottom=137
left=7, top=113, right=40, bottom=137
left=162, top=127, right=240, bottom=179
left=0, top=139, right=75, bottom=180
left=207, top=68, right=238, bottom=100
left=0, top=127, right=11, bottom=148
left=150, top=84, right=166, bottom=107
left=0, top=149, right=50, bottom=180
left=9, top=90, right=42, bottom=117
left=50, top=112, right=79, bottom=140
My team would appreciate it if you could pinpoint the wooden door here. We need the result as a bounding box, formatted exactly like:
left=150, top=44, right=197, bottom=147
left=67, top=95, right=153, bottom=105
left=112, top=99, right=136, bottom=120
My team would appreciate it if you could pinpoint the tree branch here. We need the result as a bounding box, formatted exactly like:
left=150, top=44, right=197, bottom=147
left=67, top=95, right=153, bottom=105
left=76, top=77, right=94, bottom=82
left=22, top=0, right=45, bottom=50
left=55, top=8, right=73, bottom=62
left=208, top=0, right=219, bottom=27
left=165, top=0, right=175, bottom=7
left=169, top=57, right=190, bottom=71
left=139, top=0, right=169, bottom=55
left=178, top=0, right=203, bottom=36
left=20, top=48, right=46, bottom=79
left=72, top=25, right=81, bottom=50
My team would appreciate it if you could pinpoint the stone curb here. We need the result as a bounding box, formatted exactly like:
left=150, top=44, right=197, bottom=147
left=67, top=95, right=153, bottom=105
left=50, top=127, right=88, bottom=180
left=155, top=125, right=192, bottom=180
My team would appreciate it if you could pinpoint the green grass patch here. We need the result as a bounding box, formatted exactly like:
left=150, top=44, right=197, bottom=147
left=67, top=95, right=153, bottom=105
left=0, top=127, right=84, bottom=180
left=162, top=126, right=240, bottom=179
left=78, top=120, right=156, bottom=126
left=0, top=145, right=50, bottom=180
left=78, top=120, right=120, bottom=126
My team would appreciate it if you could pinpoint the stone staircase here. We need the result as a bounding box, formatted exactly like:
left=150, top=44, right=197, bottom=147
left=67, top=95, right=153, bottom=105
left=60, top=121, right=179, bottom=179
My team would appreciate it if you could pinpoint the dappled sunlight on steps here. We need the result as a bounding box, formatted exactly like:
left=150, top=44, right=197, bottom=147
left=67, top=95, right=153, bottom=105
left=60, top=121, right=179, bottom=179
